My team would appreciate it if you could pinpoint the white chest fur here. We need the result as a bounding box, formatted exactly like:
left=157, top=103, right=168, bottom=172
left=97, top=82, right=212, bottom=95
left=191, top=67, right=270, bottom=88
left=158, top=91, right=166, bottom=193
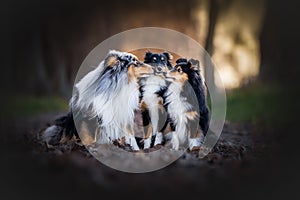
left=164, top=82, right=193, bottom=148
left=142, top=75, right=166, bottom=95
left=93, top=80, right=139, bottom=126
left=93, top=77, right=139, bottom=145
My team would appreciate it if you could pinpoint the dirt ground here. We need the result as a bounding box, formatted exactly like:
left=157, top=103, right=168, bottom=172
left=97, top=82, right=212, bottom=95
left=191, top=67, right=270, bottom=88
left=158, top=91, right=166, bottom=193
left=1, top=111, right=298, bottom=200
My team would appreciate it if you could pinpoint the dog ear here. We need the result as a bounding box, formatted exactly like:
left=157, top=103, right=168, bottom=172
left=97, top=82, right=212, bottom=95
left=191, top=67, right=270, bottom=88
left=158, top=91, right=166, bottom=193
left=188, top=59, right=200, bottom=71
left=104, top=54, right=119, bottom=68
left=163, top=52, right=173, bottom=60
left=176, top=58, right=188, bottom=64
left=144, top=51, right=153, bottom=62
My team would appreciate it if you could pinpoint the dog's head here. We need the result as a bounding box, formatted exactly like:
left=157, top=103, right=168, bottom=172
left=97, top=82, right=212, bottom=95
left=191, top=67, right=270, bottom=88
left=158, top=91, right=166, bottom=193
left=165, top=58, right=200, bottom=84
left=175, top=58, right=200, bottom=75
left=144, top=51, right=173, bottom=73
left=103, top=50, right=154, bottom=82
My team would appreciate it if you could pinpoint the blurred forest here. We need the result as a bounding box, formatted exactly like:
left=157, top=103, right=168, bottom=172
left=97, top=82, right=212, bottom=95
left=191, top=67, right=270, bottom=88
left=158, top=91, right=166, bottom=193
left=1, top=0, right=298, bottom=122
left=1, top=0, right=298, bottom=93
left=1, top=0, right=300, bottom=199
left=0, top=0, right=273, bottom=96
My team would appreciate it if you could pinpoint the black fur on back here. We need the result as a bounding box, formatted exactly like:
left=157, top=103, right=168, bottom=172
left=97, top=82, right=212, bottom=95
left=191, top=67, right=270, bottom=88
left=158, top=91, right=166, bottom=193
left=175, top=58, right=210, bottom=135
left=54, top=111, right=78, bottom=139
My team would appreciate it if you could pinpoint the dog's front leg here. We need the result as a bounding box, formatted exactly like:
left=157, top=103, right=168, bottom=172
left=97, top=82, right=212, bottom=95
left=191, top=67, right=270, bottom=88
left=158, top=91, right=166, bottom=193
left=188, top=129, right=205, bottom=150
left=171, top=132, right=180, bottom=150
left=145, top=103, right=162, bottom=148
left=143, top=123, right=152, bottom=149
left=125, top=125, right=140, bottom=151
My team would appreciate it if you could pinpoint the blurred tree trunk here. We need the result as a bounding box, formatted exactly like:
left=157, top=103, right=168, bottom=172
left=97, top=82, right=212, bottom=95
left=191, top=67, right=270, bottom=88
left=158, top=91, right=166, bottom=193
left=32, top=27, right=51, bottom=95
left=51, top=37, right=70, bottom=97
left=259, top=0, right=280, bottom=84
left=204, top=0, right=219, bottom=89
left=259, top=0, right=300, bottom=86
left=43, top=16, right=71, bottom=98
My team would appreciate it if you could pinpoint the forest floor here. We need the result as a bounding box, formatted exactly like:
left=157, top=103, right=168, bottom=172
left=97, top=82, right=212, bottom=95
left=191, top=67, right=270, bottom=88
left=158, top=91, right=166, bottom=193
left=1, top=110, right=285, bottom=200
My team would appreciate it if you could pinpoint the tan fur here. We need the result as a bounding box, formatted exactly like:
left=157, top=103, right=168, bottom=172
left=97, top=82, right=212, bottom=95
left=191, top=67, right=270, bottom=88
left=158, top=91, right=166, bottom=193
left=190, top=129, right=202, bottom=139
left=120, top=137, right=126, bottom=145
left=139, top=100, right=154, bottom=140
left=80, top=121, right=97, bottom=145
left=162, top=123, right=172, bottom=135
left=134, top=63, right=153, bottom=76
left=186, top=111, right=198, bottom=120
left=59, top=135, right=70, bottom=144
left=128, top=63, right=153, bottom=83
left=105, top=55, right=118, bottom=67
left=145, top=124, right=153, bottom=139
left=126, top=125, right=132, bottom=135
left=140, top=101, right=148, bottom=110
left=158, top=98, right=164, bottom=112
left=168, top=70, right=188, bottom=83
left=128, top=65, right=135, bottom=83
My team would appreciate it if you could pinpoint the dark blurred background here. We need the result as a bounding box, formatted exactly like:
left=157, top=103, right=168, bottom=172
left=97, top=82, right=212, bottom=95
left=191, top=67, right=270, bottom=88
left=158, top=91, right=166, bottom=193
left=1, top=0, right=300, bottom=92
left=1, top=0, right=300, bottom=199
left=2, top=0, right=296, bottom=96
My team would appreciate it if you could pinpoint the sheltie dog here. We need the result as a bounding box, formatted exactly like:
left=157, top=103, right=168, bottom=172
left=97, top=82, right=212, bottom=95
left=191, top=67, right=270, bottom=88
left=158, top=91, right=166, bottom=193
left=143, top=51, right=173, bottom=72
left=162, top=58, right=210, bottom=150
left=175, top=58, right=210, bottom=137
left=43, top=50, right=153, bottom=151
left=138, top=51, right=173, bottom=149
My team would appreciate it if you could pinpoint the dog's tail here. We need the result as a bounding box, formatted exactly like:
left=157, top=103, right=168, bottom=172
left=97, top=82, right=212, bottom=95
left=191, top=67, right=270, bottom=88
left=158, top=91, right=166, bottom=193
left=200, top=105, right=210, bottom=136
left=42, top=111, right=78, bottom=145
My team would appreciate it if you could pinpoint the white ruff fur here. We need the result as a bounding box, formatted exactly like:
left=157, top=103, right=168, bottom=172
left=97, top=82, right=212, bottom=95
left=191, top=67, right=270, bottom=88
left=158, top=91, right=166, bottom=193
left=140, top=75, right=166, bottom=149
left=71, top=50, right=141, bottom=150
left=164, top=81, right=194, bottom=150
left=72, top=61, right=104, bottom=113
left=93, top=79, right=140, bottom=149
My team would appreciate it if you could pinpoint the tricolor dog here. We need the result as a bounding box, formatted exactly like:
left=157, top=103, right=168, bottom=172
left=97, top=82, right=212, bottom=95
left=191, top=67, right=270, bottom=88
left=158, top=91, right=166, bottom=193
left=139, top=51, right=173, bottom=149
left=44, top=50, right=153, bottom=151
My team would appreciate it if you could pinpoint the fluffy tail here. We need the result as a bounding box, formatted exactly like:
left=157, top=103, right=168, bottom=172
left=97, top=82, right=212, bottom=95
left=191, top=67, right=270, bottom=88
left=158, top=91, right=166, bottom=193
left=42, top=111, right=78, bottom=145
left=200, top=106, right=210, bottom=136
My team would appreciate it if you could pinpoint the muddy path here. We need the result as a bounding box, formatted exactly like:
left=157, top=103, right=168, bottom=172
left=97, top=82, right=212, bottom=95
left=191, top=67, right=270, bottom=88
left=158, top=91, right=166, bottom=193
left=1, top=112, right=296, bottom=200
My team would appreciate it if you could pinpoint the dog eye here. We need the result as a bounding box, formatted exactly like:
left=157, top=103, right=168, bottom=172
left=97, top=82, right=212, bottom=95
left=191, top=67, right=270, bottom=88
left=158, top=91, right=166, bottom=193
left=133, top=57, right=139, bottom=63
left=131, top=58, right=140, bottom=66
left=177, top=67, right=182, bottom=73
left=153, top=57, right=157, bottom=62
left=161, top=57, right=165, bottom=61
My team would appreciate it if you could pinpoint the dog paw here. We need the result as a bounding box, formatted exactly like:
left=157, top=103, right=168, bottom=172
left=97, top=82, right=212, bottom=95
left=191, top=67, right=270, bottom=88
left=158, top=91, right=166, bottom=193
left=143, top=137, right=152, bottom=149
left=188, top=135, right=205, bottom=150
left=125, top=135, right=140, bottom=151
left=188, top=138, right=201, bottom=150
left=171, top=132, right=179, bottom=150
left=164, top=131, right=173, bottom=141
left=154, top=132, right=163, bottom=146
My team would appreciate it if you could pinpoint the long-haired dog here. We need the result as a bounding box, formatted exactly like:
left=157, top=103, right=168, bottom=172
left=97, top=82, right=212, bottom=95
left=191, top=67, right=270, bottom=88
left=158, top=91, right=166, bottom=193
left=175, top=58, right=210, bottom=137
left=163, top=58, right=210, bottom=150
left=138, top=51, right=173, bottom=149
left=43, top=50, right=153, bottom=151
